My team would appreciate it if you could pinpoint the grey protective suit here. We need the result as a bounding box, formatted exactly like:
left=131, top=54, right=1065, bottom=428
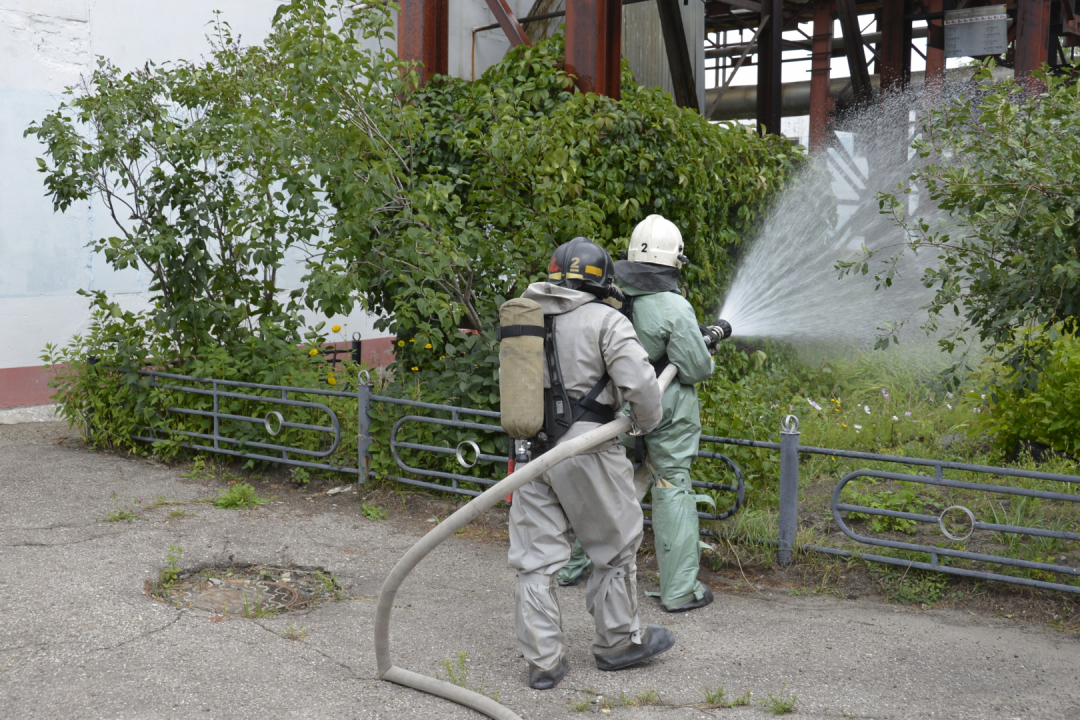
left=507, top=282, right=663, bottom=674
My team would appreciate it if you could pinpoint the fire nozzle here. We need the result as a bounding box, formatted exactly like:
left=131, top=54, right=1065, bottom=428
left=700, top=319, right=733, bottom=355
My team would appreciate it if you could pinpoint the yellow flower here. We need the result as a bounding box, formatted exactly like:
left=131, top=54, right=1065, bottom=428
left=409, top=338, right=415, bottom=343
left=841, top=423, right=847, bottom=428
left=327, top=375, right=337, bottom=386
left=411, top=366, right=419, bottom=372
left=425, top=343, right=432, bottom=349
left=309, top=348, right=318, bottom=356
left=440, top=356, right=445, bottom=360
left=332, top=324, right=341, bottom=333
left=397, top=340, right=405, bottom=347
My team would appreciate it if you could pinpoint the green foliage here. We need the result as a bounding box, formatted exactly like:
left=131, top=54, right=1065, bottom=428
left=844, top=481, right=940, bottom=534
left=700, top=685, right=728, bottom=706
left=103, top=507, right=137, bottom=523
left=25, top=17, right=322, bottom=361
left=870, top=563, right=949, bottom=606
left=159, top=545, right=184, bottom=589
left=361, top=503, right=387, bottom=522
left=213, top=482, right=266, bottom=509
left=864, top=62, right=1080, bottom=386
left=971, top=328, right=1080, bottom=457
left=760, top=686, right=797, bottom=715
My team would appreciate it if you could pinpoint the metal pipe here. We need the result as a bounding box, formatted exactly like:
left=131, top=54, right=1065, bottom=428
left=777, top=415, right=800, bottom=566
left=705, top=65, right=1013, bottom=121
left=374, top=363, right=680, bottom=720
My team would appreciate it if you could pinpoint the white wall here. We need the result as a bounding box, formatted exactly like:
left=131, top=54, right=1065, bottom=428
left=0, top=0, right=388, bottom=373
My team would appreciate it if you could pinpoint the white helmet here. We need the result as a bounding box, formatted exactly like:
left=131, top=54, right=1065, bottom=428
left=628, top=214, right=686, bottom=269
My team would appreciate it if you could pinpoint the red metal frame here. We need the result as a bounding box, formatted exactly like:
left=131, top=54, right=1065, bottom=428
left=878, top=0, right=912, bottom=94
left=484, top=0, right=532, bottom=48
left=808, top=0, right=834, bottom=154
left=1015, top=0, right=1052, bottom=86
left=565, top=0, right=623, bottom=99
left=398, top=0, right=448, bottom=85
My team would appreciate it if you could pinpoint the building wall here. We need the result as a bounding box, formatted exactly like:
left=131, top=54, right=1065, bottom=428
left=0, top=1, right=391, bottom=407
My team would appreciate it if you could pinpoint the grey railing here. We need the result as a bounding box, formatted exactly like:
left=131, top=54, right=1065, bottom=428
left=705, top=415, right=1080, bottom=594
left=130, top=370, right=1080, bottom=595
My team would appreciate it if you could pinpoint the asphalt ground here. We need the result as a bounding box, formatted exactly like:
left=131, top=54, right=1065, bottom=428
left=1, top=420, right=1079, bottom=720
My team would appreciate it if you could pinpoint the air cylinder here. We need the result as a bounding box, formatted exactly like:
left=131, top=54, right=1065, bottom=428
left=498, top=298, right=545, bottom=440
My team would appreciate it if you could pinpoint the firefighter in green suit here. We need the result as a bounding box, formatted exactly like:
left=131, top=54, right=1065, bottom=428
left=557, top=215, right=729, bottom=613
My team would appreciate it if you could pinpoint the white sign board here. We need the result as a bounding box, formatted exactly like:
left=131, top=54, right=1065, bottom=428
left=945, top=4, right=1008, bottom=58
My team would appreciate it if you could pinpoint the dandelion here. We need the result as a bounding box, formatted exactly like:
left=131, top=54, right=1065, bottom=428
left=409, top=338, right=415, bottom=343
left=807, top=398, right=822, bottom=411
left=411, top=366, right=419, bottom=372
left=397, top=340, right=405, bottom=347
left=881, top=388, right=889, bottom=399
left=332, top=324, right=341, bottom=333
left=904, top=411, right=912, bottom=417
left=308, top=348, right=318, bottom=357
left=864, top=405, right=871, bottom=414
left=841, top=423, right=848, bottom=428
left=425, top=343, right=433, bottom=349
left=892, top=415, right=899, bottom=421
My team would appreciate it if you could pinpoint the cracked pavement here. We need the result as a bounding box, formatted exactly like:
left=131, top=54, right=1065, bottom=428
left=1, top=421, right=1080, bottom=719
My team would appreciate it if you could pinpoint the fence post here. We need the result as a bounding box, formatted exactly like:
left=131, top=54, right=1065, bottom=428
left=358, top=370, right=374, bottom=484
left=777, top=414, right=801, bottom=566
left=351, top=332, right=363, bottom=365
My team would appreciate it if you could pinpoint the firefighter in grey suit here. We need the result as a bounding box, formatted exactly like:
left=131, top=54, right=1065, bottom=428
left=507, top=237, right=674, bottom=690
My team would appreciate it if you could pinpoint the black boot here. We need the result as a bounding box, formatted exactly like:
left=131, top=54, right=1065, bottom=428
left=593, top=625, right=675, bottom=671
left=528, top=655, right=570, bottom=690
left=667, top=585, right=714, bottom=613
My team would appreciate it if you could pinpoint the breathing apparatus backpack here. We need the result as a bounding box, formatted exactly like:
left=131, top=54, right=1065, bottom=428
left=498, top=298, right=614, bottom=453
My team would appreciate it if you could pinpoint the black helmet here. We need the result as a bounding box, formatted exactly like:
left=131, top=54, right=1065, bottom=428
left=547, top=237, right=616, bottom=298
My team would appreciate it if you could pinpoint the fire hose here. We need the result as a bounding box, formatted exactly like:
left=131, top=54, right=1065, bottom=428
left=373, top=363, right=680, bottom=720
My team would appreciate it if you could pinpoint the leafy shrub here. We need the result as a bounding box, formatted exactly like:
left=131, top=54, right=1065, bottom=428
left=213, top=482, right=267, bottom=509
left=972, top=327, right=1080, bottom=457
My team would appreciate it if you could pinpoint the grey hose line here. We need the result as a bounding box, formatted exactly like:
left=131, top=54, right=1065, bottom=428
left=374, top=363, right=679, bottom=720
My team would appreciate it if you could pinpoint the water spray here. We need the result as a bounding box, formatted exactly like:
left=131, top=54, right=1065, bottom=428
left=374, top=364, right=681, bottom=720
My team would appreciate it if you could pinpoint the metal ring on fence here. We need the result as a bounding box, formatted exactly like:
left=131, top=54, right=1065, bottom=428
left=358, top=369, right=372, bottom=385
left=455, top=440, right=481, bottom=468
left=264, top=411, right=285, bottom=436
left=939, top=505, right=976, bottom=542
left=781, top=414, right=800, bottom=434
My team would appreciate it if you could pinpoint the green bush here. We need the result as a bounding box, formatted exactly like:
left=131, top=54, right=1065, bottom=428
left=972, top=328, right=1080, bottom=457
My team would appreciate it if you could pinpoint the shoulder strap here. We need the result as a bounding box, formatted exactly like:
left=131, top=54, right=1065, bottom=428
left=496, top=325, right=545, bottom=341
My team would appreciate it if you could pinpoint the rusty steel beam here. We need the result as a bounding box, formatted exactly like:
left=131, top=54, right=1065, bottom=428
left=484, top=0, right=532, bottom=47
left=1015, top=0, right=1051, bottom=86
left=878, top=0, right=911, bottom=94
left=924, top=0, right=944, bottom=100
left=565, top=0, right=623, bottom=99
left=836, top=0, right=872, bottom=104
left=657, top=0, right=699, bottom=110
left=756, top=0, right=783, bottom=135
left=808, top=0, right=835, bottom=154
left=398, top=0, right=448, bottom=84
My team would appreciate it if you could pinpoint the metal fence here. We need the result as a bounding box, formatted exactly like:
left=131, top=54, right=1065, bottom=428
left=706, top=415, right=1080, bottom=595
left=132, top=371, right=1080, bottom=595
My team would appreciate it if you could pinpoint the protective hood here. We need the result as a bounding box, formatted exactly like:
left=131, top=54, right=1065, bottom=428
left=520, top=282, right=599, bottom=315
left=614, top=260, right=680, bottom=294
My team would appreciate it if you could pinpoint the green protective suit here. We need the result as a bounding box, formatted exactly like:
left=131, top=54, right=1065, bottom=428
left=558, top=280, right=715, bottom=611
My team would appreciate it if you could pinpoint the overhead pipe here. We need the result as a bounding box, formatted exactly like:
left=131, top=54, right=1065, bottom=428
left=705, top=65, right=1013, bottom=122
left=706, top=25, right=929, bottom=59
left=374, top=364, right=681, bottom=720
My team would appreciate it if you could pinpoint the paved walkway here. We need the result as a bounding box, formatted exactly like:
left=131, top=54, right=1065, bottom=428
left=1, top=421, right=1078, bottom=719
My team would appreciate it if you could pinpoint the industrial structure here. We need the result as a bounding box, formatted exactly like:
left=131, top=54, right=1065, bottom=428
left=400, top=1, right=1080, bottom=152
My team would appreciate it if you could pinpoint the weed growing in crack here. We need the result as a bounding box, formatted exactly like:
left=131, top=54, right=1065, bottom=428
left=436, top=652, right=498, bottom=702
left=103, top=508, right=137, bottom=522
left=761, top=685, right=797, bottom=715
left=213, top=482, right=266, bottom=509
left=158, top=545, right=184, bottom=589
left=282, top=624, right=308, bottom=640
left=362, top=503, right=387, bottom=522
left=570, top=695, right=591, bottom=712
left=700, top=685, right=727, bottom=706
left=168, top=509, right=188, bottom=519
